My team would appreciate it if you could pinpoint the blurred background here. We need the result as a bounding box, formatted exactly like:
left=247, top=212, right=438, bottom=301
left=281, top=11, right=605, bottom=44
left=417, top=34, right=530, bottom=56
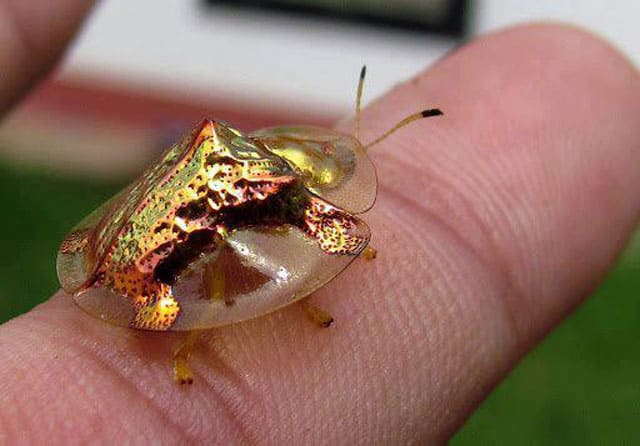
left=0, top=0, right=638, bottom=443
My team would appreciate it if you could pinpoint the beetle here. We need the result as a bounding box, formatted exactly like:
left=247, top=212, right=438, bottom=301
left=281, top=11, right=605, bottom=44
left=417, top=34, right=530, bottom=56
left=56, top=67, right=442, bottom=383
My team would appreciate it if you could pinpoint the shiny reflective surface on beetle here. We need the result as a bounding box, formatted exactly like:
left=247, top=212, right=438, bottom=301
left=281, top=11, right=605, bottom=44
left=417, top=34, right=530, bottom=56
left=56, top=67, right=442, bottom=383
left=57, top=119, right=373, bottom=331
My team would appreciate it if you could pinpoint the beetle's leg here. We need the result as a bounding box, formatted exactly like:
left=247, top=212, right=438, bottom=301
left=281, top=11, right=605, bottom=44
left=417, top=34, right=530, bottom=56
left=203, top=260, right=235, bottom=306
left=361, top=246, right=377, bottom=261
left=301, top=299, right=334, bottom=328
left=131, top=284, right=180, bottom=331
left=173, top=330, right=201, bottom=384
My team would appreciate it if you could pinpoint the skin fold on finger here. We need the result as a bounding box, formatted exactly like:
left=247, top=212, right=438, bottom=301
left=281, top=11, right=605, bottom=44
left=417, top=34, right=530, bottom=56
left=0, top=0, right=94, bottom=113
left=0, top=23, right=639, bottom=444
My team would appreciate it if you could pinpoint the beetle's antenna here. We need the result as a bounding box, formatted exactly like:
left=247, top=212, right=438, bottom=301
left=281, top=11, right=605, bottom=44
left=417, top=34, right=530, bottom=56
left=364, top=108, right=443, bottom=150
left=355, top=65, right=366, bottom=141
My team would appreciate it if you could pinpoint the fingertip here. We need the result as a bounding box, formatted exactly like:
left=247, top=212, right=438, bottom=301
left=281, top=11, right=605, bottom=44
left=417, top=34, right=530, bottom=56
left=345, top=22, right=640, bottom=436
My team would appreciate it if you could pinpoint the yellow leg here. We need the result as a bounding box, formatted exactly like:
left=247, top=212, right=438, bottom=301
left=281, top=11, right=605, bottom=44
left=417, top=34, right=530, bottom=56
left=204, top=259, right=235, bottom=306
left=301, top=299, right=334, bottom=328
left=173, top=331, right=200, bottom=385
left=361, top=246, right=377, bottom=261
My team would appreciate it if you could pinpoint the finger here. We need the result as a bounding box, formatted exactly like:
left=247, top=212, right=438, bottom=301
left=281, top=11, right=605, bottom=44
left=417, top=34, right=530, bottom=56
left=0, top=0, right=94, bottom=113
left=0, top=23, right=639, bottom=444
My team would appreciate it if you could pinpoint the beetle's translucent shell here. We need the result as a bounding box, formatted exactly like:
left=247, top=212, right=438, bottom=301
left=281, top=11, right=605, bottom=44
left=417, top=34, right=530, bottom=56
left=66, top=224, right=369, bottom=330
left=250, top=126, right=377, bottom=214
left=57, top=191, right=120, bottom=294
left=57, top=120, right=372, bottom=331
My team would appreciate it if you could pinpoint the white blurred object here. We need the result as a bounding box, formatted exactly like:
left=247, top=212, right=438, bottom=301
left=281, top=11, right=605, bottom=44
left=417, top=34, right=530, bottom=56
left=61, top=0, right=639, bottom=115
left=60, top=0, right=454, bottom=116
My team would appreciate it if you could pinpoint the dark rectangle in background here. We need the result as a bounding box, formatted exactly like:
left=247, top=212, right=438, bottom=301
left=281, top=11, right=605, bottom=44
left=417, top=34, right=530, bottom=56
left=202, top=0, right=469, bottom=38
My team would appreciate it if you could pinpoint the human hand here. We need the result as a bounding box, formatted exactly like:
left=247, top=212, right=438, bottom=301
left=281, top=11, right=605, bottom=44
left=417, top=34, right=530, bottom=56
left=0, top=2, right=639, bottom=443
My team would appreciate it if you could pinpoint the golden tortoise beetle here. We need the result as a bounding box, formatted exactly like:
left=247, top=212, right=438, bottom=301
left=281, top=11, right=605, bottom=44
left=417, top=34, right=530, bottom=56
left=56, top=67, right=443, bottom=383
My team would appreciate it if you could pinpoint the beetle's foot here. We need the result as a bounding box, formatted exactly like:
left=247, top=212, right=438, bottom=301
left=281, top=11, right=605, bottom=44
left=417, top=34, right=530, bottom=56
left=361, top=246, right=377, bottom=261
left=301, top=300, right=334, bottom=328
left=173, top=354, right=194, bottom=385
left=173, top=331, right=200, bottom=385
left=132, top=295, right=179, bottom=331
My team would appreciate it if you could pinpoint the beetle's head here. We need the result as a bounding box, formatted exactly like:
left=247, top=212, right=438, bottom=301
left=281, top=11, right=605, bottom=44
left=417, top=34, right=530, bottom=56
left=250, top=126, right=376, bottom=213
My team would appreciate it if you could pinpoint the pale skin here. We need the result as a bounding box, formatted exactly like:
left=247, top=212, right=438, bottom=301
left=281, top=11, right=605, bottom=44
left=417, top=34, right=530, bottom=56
left=0, top=1, right=639, bottom=443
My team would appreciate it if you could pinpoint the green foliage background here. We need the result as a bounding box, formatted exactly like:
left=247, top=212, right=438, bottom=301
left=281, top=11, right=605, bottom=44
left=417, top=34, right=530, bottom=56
left=0, top=160, right=637, bottom=443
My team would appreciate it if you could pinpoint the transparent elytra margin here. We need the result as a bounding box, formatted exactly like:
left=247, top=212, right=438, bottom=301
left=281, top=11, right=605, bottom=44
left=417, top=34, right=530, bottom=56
left=70, top=223, right=369, bottom=331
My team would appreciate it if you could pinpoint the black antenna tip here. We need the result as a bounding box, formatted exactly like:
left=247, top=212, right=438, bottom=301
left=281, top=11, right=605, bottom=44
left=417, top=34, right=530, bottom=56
left=421, top=108, right=443, bottom=118
left=360, top=65, right=367, bottom=79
